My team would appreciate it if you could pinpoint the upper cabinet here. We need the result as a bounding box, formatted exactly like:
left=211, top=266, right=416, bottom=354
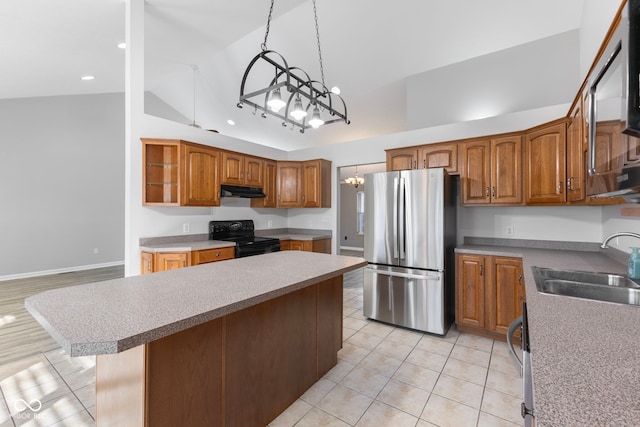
left=251, top=159, right=277, bottom=208
left=566, top=93, right=587, bottom=202
left=276, top=160, right=332, bottom=208
left=460, top=135, right=522, bottom=205
left=524, top=120, right=568, bottom=205
left=386, top=142, right=459, bottom=175
left=220, top=151, right=264, bottom=188
left=142, top=138, right=220, bottom=207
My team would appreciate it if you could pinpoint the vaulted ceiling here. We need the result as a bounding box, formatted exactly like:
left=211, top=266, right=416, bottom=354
left=3, top=0, right=588, bottom=151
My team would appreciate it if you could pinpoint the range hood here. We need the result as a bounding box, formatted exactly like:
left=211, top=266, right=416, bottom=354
left=220, top=185, right=266, bottom=198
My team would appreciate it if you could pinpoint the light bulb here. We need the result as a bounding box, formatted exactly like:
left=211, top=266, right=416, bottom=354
left=267, top=88, right=286, bottom=112
left=308, top=106, right=324, bottom=129
left=289, top=97, right=307, bottom=121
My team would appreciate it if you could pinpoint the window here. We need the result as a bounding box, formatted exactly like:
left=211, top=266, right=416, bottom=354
left=356, top=191, right=364, bottom=235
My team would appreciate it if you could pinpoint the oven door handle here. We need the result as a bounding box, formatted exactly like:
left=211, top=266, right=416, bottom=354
left=507, top=315, right=523, bottom=373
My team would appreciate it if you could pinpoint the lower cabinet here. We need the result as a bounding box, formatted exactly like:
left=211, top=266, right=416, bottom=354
left=455, top=253, right=525, bottom=341
left=141, top=247, right=235, bottom=274
left=280, top=238, right=331, bottom=254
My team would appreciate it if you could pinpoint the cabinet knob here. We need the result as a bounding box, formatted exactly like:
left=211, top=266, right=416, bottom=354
left=479, top=264, right=483, bottom=276
left=215, top=252, right=220, bottom=257
left=491, top=186, right=496, bottom=198
left=518, top=274, right=524, bottom=286
left=413, top=160, right=417, bottom=169
left=558, top=181, right=563, bottom=194
left=423, top=159, right=426, bottom=169
left=485, top=187, right=490, bottom=198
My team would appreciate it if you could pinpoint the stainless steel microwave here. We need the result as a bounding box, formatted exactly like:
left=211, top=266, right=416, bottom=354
left=588, top=0, right=640, bottom=202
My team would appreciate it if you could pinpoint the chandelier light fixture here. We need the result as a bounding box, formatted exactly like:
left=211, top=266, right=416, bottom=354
left=237, top=0, right=349, bottom=133
left=345, top=165, right=364, bottom=188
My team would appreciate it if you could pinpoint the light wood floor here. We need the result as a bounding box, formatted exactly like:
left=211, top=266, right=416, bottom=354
left=0, top=265, right=124, bottom=366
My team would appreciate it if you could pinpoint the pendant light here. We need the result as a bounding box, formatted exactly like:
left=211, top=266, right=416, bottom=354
left=237, top=0, right=350, bottom=133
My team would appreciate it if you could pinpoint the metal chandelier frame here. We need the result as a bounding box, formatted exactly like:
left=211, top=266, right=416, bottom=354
left=236, top=0, right=350, bottom=133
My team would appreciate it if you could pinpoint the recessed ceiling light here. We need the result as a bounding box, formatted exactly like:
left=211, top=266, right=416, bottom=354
left=330, top=86, right=341, bottom=95
left=81, top=75, right=95, bottom=81
left=227, top=119, right=235, bottom=126
left=117, top=42, right=126, bottom=49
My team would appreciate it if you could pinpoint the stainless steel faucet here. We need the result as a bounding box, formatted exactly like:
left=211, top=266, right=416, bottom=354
left=600, top=232, right=640, bottom=249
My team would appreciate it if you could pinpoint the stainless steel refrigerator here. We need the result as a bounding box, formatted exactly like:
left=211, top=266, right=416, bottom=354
left=363, top=168, right=456, bottom=335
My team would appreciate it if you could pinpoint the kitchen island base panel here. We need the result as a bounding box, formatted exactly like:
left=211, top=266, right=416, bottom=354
left=95, top=276, right=343, bottom=427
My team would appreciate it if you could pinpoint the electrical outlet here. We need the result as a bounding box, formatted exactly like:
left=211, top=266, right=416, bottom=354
left=505, top=226, right=514, bottom=236
left=93, top=248, right=99, bottom=254
left=268, top=220, right=273, bottom=228
left=183, top=223, right=190, bottom=233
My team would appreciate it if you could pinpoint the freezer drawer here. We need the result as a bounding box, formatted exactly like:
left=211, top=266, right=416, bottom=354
left=363, top=266, right=446, bottom=335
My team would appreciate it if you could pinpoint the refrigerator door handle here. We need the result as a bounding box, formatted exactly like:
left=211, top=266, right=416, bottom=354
left=388, top=276, right=393, bottom=312
left=398, top=177, right=406, bottom=260
left=365, top=267, right=441, bottom=281
left=392, top=176, right=399, bottom=260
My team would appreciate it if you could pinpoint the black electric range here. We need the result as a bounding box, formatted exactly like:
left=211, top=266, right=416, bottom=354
left=208, top=220, right=280, bottom=258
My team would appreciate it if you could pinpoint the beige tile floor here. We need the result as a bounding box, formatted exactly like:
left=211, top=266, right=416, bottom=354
left=0, top=284, right=523, bottom=427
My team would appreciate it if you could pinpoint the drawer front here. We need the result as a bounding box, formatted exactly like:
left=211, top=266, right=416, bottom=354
left=193, top=247, right=235, bottom=265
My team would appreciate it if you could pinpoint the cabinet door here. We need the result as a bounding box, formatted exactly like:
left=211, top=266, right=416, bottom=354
left=624, top=134, right=640, bottom=165
left=567, top=99, right=586, bottom=202
left=181, top=144, right=220, bottom=206
left=244, top=156, right=264, bottom=187
left=252, top=160, right=277, bottom=208
left=593, top=121, right=623, bottom=174
left=491, top=136, right=523, bottom=204
left=277, top=162, right=303, bottom=208
left=142, top=139, right=180, bottom=206
left=155, top=252, right=190, bottom=272
left=460, top=140, right=491, bottom=205
left=140, top=251, right=154, bottom=275
left=525, top=122, right=567, bottom=204
left=220, top=151, right=244, bottom=186
left=302, top=160, right=322, bottom=208
left=386, top=148, right=418, bottom=171
left=486, top=257, right=524, bottom=336
left=418, top=143, right=458, bottom=174
left=289, top=241, right=306, bottom=251
left=455, top=254, right=485, bottom=328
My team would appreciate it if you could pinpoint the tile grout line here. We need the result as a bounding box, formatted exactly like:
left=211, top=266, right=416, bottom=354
left=45, top=353, right=95, bottom=423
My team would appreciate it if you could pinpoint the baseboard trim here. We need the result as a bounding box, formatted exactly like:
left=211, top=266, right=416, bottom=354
left=0, top=261, right=124, bottom=282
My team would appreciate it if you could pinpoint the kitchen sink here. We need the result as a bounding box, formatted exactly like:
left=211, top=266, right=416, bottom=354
left=532, top=266, right=640, bottom=306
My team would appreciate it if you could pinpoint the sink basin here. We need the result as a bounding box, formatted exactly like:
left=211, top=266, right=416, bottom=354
left=532, top=266, right=640, bottom=306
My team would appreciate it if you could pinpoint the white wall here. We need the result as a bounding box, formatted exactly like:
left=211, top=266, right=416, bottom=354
left=601, top=205, right=640, bottom=252
left=407, top=30, right=580, bottom=129
left=0, top=93, right=125, bottom=279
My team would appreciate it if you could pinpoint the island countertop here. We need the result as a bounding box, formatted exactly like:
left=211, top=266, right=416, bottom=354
left=25, top=251, right=367, bottom=357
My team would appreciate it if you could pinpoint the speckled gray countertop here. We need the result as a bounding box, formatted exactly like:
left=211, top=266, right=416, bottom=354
left=25, top=252, right=366, bottom=357
left=139, top=240, right=235, bottom=252
left=261, top=233, right=332, bottom=241
left=457, top=244, right=639, bottom=426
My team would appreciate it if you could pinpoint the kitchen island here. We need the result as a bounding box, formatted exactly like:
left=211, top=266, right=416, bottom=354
left=25, top=251, right=366, bottom=427
left=457, top=241, right=640, bottom=426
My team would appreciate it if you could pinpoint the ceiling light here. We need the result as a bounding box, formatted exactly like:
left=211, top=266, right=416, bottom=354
left=227, top=119, right=235, bottom=126
left=345, top=165, right=365, bottom=188
left=81, top=75, right=95, bottom=81
left=330, top=87, right=341, bottom=95
left=237, top=0, right=349, bottom=133
left=117, top=42, right=126, bottom=49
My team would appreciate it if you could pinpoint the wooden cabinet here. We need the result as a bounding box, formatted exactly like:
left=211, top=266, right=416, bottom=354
left=418, top=143, right=459, bottom=174
left=181, top=143, right=220, bottom=206
left=220, top=151, right=264, bottom=188
left=276, top=160, right=331, bottom=208
left=251, top=159, right=277, bottom=208
left=302, top=159, right=331, bottom=208
left=141, top=247, right=234, bottom=274
left=460, top=136, right=522, bottom=205
left=455, top=254, right=525, bottom=341
left=524, top=120, right=568, bottom=204
left=280, top=238, right=331, bottom=254
left=155, top=252, right=190, bottom=272
left=386, top=143, right=459, bottom=174
left=276, top=162, right=303, bottom=208
left=386, top=147, right=417, bottom=171
left=566, top=95, right=587, bottom=202
left=142, top=139, right=220, bottom=207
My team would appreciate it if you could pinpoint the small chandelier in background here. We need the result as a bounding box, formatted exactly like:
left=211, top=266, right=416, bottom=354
left=345, top=166, right=364, bottom=188
left=237, top=0, right=349, bottom=133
